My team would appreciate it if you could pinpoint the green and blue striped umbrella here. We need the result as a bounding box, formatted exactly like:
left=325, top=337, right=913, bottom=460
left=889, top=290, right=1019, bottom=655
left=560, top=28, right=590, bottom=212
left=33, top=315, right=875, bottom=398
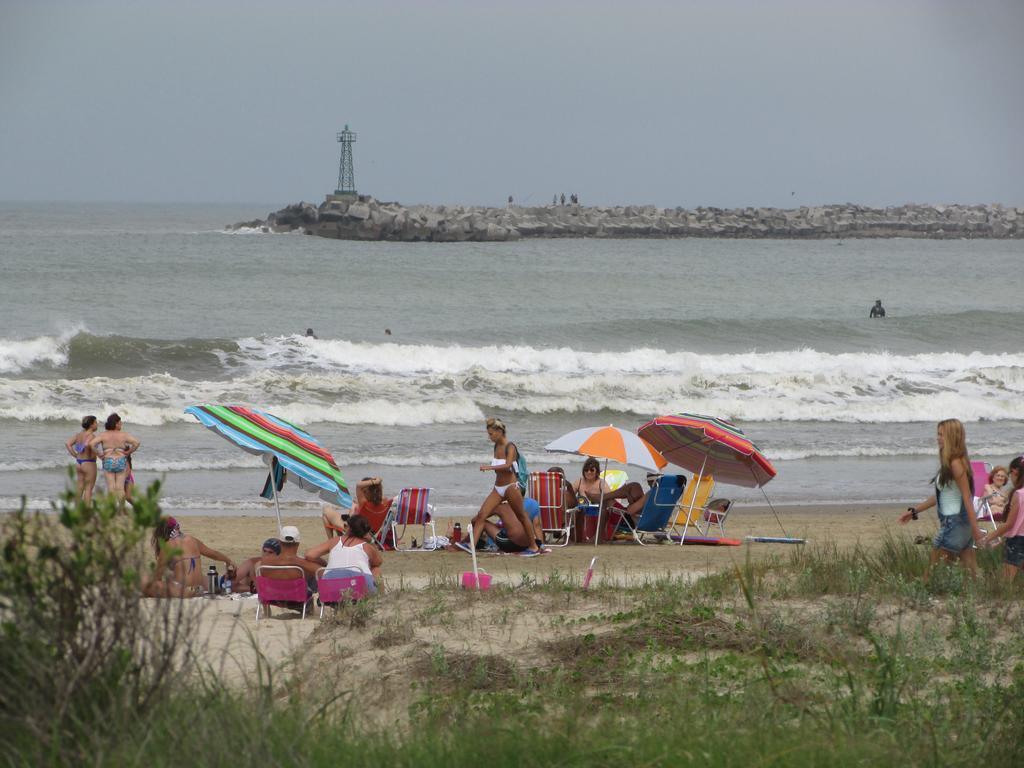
left=185, top=405, right=351, bottom=528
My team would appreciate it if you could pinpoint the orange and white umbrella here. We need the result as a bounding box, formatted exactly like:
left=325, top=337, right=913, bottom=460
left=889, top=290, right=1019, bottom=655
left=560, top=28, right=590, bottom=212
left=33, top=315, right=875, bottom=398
left=545, top=425, right=667, bottom=472
left=545, top=425, right=667, bottom=547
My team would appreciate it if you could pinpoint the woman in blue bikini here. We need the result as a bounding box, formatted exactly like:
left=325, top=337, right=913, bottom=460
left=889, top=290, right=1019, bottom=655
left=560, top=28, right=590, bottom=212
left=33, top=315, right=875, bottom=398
left=65, top=414, right=99, bottom=505
left=88, top=412, right=141, bottom=507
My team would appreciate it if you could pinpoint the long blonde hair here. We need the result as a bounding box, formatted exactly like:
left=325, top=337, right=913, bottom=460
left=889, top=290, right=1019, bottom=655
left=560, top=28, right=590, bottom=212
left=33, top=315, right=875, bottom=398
left=935, top=418, right=972, bottom=491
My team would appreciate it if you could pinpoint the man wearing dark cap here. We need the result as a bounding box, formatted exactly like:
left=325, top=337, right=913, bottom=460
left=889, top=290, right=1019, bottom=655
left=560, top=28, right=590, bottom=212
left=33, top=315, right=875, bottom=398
left=232, top=537, right=282, bottom=593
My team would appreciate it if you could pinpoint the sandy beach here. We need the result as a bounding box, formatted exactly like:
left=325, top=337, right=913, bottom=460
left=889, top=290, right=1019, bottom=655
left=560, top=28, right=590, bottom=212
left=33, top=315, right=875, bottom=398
left=183, top=503, right=908, bottom=688
left=185, top=503, right=896, bottom=585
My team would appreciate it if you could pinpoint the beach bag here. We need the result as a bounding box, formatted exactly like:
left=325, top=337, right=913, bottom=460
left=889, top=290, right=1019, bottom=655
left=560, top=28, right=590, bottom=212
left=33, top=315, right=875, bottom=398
left=511, top=443, right=529, bottom=495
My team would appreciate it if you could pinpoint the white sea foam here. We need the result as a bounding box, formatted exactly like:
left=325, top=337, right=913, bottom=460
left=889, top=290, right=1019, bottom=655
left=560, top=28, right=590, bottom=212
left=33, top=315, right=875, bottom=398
left=4, top=335, right=1024, bottom=424
left=0, top=327, right=81, bottom=373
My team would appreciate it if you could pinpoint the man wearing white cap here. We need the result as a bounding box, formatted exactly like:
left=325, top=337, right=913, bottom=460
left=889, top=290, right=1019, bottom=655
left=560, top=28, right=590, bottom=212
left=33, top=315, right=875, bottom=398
left=259, top=525, right=322, bottom=598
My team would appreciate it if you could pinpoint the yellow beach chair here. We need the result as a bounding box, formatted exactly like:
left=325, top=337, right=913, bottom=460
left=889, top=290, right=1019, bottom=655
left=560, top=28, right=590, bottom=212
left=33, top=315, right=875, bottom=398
left=670, top=474, right=715, bottom=543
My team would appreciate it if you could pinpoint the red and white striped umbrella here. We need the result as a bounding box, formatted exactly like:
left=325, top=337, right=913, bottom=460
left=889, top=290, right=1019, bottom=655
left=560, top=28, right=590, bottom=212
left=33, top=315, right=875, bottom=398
left=638, top=413, right=776, bottom=488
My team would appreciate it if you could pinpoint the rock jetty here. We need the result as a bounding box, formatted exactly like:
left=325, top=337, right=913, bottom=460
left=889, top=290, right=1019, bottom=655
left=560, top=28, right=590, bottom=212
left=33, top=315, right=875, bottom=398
left=230, top=198, right=1022, bottom=241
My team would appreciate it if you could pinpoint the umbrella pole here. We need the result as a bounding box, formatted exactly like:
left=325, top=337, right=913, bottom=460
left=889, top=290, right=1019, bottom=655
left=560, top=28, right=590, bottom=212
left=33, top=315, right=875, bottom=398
left=594, top=457, right=608, bottom=547
left=755, top=467, right=789, bottom=538
left=270, top=459, right=284, bottom=536
left=680, top=454, right=708, bottom=545
left=469, top=523, right=481, bottom=589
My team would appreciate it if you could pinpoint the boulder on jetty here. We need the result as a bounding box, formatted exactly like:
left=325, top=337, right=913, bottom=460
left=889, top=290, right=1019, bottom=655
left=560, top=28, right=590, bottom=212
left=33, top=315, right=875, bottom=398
left=228, top=198, right=1023, bottom=241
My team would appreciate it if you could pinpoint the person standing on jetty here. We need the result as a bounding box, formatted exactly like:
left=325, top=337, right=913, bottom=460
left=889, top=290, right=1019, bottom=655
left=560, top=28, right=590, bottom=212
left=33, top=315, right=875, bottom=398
left=475, top=417, right=539, bottom=556
left=65, top=414, right=99, bottom=505
left=898, top=418, right=981, bottom=579
left=88, top=412, right=140, bottom=507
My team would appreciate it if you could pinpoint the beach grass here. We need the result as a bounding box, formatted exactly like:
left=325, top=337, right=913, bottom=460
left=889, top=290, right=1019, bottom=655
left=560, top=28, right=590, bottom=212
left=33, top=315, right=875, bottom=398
left=3, top=485, right=1024, bottom=766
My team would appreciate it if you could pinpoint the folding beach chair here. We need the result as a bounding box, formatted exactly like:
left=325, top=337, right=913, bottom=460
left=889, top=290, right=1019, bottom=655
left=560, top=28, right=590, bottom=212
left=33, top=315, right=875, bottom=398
left=695, top=498, right=734, bottom=537
left=529, top=471, right=578, bottom=547
left=388, top=487, right=436, bottom=551
left=254, top=565, right=309, bottom=623
left=315, top=568, right=369, bottom=618
left=360, top=497, right=396, bottom=550
left=625, top=475, right=687, bottom=545
left=970, top=461, right=996, bottom=533
left=669, top=474, right=716, bottom=543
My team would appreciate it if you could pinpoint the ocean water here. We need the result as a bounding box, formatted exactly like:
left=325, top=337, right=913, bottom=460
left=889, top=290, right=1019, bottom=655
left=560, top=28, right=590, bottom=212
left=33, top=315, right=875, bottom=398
left=2, top=202, right=1022, bottom=517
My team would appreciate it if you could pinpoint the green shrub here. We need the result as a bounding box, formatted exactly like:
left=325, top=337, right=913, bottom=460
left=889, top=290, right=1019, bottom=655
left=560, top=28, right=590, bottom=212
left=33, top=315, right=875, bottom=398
left=0, top=480, right=194, bottom=765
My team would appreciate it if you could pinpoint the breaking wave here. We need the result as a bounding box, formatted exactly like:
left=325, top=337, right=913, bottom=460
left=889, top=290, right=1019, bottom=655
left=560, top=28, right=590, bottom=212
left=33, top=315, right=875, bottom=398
left=3, top=330, right=1024, bottom=425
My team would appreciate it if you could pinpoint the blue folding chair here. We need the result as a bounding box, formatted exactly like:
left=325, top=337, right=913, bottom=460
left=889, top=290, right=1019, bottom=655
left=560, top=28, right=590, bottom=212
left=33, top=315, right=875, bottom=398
left=622, top=475, right=687, bottom=545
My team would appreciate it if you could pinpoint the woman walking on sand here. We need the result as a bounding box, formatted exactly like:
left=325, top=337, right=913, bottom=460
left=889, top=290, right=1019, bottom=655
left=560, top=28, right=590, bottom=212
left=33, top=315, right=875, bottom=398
left=88, top=412, right=141, bottom=506
left=898, top=418, right=981, bottom=578
left=65, top=415, right=99, bottom=505
left=474, top=417, right=538, bottom=556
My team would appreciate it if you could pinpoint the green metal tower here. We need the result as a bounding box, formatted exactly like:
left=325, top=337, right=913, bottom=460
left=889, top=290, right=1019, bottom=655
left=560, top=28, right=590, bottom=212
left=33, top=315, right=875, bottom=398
left=335, top=125, right=357, bottom=196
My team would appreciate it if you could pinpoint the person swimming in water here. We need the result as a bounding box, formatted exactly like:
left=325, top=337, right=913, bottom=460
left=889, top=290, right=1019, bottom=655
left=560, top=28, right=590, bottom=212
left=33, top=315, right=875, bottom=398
left=869, top=299, right=886, bottom=318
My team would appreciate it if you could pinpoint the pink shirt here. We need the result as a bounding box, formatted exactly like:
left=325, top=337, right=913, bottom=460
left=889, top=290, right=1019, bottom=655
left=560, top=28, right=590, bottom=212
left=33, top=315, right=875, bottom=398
left=1006, top=489, right=1024, bottom=538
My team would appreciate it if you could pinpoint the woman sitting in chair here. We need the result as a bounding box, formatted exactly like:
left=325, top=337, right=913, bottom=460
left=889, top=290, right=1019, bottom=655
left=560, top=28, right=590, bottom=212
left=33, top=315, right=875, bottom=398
left=572, top=457, right=649, bottom=540
left=305, top=514, right=382, bottom=593
left=321, top=476, right=393, bottom=539
left=983, top=465, right=1011, bottom=522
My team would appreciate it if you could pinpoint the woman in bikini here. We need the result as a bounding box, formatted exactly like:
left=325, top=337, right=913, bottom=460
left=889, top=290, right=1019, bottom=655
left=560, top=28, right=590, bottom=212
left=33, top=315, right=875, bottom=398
left=321, top=476, right=392, bottom=539
left=65, top=415, right=99, bottom=505
left=473, top=417, right=538, bottom=556
left=143, top=516, right=235, bottom=598
left=88, top=412, right=141, bottom=506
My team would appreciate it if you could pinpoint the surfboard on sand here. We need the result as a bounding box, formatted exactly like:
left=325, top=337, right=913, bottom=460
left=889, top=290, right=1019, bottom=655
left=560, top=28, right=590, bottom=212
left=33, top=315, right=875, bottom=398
left=669, top=535, right=742, bottom=546
left=745, top=536, right=807, bottom=544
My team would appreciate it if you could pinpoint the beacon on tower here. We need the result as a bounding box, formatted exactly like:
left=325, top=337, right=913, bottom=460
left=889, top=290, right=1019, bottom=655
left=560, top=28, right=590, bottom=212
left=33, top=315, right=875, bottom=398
left=335, top=125, right=357, bottom=196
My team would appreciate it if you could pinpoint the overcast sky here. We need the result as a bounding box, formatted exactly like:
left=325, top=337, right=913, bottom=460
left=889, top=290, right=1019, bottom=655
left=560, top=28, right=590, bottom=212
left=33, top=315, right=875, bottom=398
left=1, top=0, right=1021, bottom=208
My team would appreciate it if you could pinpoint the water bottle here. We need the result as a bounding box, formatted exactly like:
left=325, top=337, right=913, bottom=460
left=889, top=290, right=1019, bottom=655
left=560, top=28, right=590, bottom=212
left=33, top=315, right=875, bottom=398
left=207, top=565, right=218, bottom=595
left=223, top=575, right=232, bottom=595
left=453, top=522, right=462, bottom=544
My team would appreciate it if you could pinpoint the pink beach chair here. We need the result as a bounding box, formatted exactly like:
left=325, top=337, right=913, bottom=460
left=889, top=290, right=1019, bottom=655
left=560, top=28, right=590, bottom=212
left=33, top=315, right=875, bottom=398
left=315, top=568, right=369, bottom=618
left=388, top=487, right=436, bottom=551
left=254, top=565, right=309, bottom=622
left=970, top=460, right=997, bottom=529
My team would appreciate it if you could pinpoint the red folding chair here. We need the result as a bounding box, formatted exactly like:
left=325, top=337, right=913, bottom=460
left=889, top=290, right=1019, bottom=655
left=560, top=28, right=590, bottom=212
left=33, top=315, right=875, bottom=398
left=529, top=471, right=576, bottom=547
left=389, top=487, right=436, bottom=551
left=254, top=565, right=309, bottom=622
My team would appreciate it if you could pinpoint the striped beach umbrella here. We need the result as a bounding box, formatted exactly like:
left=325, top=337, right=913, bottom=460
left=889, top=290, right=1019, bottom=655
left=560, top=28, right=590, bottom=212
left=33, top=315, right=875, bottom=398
left=545, top=425, right=667, bottom=548
left=637, top=413, right=776, bottom=488
left=185, top=405, right=351, bottom=531
left=545, top=425, right=667, bottom=472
